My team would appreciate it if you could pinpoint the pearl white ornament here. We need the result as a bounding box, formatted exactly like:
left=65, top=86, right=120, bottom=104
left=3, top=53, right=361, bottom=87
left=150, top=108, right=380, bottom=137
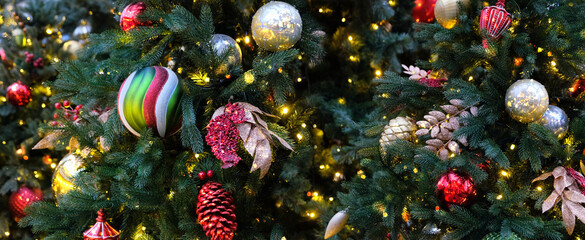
left=324, top=210, right=349, bottom=239
left=251, top=1, right=302, bottom=51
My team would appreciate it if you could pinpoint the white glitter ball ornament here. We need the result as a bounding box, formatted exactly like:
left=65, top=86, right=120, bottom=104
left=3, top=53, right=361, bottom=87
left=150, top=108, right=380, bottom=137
left=251, top=1, right=302, bottom=52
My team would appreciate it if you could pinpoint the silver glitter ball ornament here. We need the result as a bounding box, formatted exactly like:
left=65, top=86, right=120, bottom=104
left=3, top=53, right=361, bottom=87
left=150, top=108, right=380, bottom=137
left=211, top=34, right=242, bottom=75
left=251, top=1, right=302, bottom=51
left=535, top=105, right=569, bottom=139
left=505, top=79, right=549, bottom=123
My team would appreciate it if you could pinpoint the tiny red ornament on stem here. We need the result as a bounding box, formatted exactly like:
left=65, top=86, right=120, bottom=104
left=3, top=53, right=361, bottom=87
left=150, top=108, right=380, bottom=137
left=435, top=170, right=477, bottom=207
left=412, top=0, right=437, bottom=23
left=480, top=0, right=512, bottom=48
left=83, top=209, right=120, bottom=240
left=120, top=2, right=152, bottom=32
left=9, top=186, right=43, bottom=222
left=6, top=82, right=31, bottom=107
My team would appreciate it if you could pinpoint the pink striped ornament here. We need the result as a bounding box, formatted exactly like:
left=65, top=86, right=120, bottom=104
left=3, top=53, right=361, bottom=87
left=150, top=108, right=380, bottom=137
left=83, top=209, right=119, bottom=240
left=480, top=0, right=512, bottom=48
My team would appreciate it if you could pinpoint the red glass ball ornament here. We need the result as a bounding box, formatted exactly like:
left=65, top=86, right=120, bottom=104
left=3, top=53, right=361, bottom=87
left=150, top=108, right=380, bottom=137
left=9, top=186, right=43, bottom=222
left=6, top=82, right=31, bottom=107
left=120, top=2, right=152, bottom=32
left=206, top=170, right=214, bottom=178
left=435, top=170, right=476, bottom=207
left=198, top=171, right=207, bottom=180
left=570, top=76, right=585, bottom=98
left=412, top=0, right=437, bottom=23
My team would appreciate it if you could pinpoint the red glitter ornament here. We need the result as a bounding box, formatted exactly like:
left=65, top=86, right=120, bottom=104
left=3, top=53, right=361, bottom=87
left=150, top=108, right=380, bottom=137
left=83, top=209, right=120, bottom=240
left=120, top=2, right=152, bottom=32
left=435, top=170, right=476, bottom=207
left=566, top=167, right=585, bottom=196
left=205, top=103, right=248, bottom=168
left=479, top=0, right=512, bottom=48
left=570, top=76, right=585, bottom=98
left=412, top=0, right=437, bottom=23
left=6, top=81, right=31, bottom=107
left=9, top=186, right=43, bottom=222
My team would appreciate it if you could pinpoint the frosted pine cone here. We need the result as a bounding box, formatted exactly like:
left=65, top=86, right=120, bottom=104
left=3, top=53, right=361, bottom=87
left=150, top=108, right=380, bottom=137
left=380, top=116, right=417, bottom=156
left=196, top=181, right=237, bottom=240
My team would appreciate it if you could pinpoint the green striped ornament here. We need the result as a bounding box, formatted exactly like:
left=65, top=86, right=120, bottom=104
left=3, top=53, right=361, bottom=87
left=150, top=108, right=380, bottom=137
left=117, top=66, right=183, bottom=137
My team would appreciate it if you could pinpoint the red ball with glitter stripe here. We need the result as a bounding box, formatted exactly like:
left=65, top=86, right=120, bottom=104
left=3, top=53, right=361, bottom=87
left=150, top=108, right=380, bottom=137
left=8, top=186, right=43, bottom=222
left=117, top=66, right=183, bottom=137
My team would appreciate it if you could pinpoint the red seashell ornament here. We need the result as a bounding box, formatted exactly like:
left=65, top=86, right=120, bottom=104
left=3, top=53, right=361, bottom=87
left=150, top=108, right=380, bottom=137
left=480, top=0, right=512, bottom=48
left=6, top=81, right=31, bottom=107
left=435, top=170, right=477, bottom=207
left=412, top=0, right=437, bottom=23
left=83, top=209, right=120, bottom=240
left=120, top=2, right=152, bottom=32
left=9, top=186, right=43, bottom=222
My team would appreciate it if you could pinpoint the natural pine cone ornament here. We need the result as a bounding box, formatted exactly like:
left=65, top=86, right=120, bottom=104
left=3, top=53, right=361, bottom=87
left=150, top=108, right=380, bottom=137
left=380, top=116, right=417, bottom=156
left=415, top=99, right=477, bottom=160
left=196, top=181, right=237, bottom=240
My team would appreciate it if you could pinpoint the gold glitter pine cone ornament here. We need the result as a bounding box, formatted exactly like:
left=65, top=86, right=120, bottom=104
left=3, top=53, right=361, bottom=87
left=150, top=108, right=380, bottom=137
left=379, top=116, right=417, bottom=156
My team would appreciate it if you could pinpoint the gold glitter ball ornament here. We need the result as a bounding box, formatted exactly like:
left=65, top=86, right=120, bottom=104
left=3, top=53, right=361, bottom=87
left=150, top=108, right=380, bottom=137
left=52, top=153, right=83, bottom=203
left=251, top=1, right=302, bottom=52
left=434, top=0, right=470, bottom=29
left=380, top=116, right=417, bottom=156
left=535, top=105, right=569, bottom=139
left=505, top=79, right=549, bottom=123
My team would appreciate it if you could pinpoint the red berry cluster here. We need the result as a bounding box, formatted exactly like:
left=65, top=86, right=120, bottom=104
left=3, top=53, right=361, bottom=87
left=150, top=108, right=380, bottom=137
left=24, top=52, right=43, bottom=68
left=52, top=100, right=83, bottom=126
left=198, top=170, right=214, bottom=180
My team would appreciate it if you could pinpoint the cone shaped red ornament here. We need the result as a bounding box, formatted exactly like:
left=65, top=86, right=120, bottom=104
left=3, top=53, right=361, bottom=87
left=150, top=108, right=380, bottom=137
left=83, top=209, right=120, bottom=240
left=196, top=181, right=237, bottom=240
left=480, top=0, right=512, bottom=48
left=8, top=186, right=43, bottom=222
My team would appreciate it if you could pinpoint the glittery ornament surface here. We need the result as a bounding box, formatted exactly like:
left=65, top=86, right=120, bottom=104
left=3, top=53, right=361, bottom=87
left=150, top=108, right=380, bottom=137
left=535, top=105, right=569, bottom=139
left=251, top=1, right=302, bottom=51
left=52, top=154, right=84, bottom=203
left=505, top=79, right=549, bottom=123
left=6, top=82, right=31, bottom=106
left=206, top=103, right=248, bottom=168
left=566, top=167, right=585, bottom=196
left=412, top=0, right=437, bottom=23
left=9, top=186, right=43, bottom=221
left=120, top=2, right=151, bottom=32
left=211, top=34, right=242, bottom=75
left=434, top=0, right=470, bottom=29
left=83, top=209, right=119, bottom=240
left=435, top=170, right=476, bottom=207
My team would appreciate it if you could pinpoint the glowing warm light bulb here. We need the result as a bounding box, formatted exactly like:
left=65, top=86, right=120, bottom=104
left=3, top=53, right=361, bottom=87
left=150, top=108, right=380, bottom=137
left=500, top=170, right=509, bottom=177
left=551, top=61, right=556, bottom=67
left=296, top=133, right=303, bottom=140
left=375, top=70, right=382, bottom=76
left=244, top=36, right=250, bottom=44
left=496, top=194, right=503, bottom=200
left=301, top=123, right=307, bottom=128
left=341, top=17, right=346, bottom=22
left=281, top=107, right=289, bottom=115
left=348, top=35, right=353, bottom=41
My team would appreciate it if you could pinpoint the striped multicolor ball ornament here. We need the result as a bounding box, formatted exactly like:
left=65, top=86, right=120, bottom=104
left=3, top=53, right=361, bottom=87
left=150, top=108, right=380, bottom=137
left=117, top=66, right=183, bottom=137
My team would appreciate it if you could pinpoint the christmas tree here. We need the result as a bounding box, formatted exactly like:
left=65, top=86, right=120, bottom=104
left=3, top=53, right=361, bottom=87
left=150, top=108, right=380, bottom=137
left=0, top=0, right=114, bottom=239
left=325, top=0, right=585, bottom=239
left=15, top=0, right=343, bottom=239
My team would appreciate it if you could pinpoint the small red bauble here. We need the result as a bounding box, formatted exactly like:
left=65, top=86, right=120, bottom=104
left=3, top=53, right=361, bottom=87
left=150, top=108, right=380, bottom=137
left=120, top=2, right=152, bottom=32
left=435, top=170, right=476, bottom=207
left=570, top=76, right=585, bottom=98
left=206, top=170, right=214, bottom=178
left=83, top=209, right=120, bottom=240
left=198, top=171, right=207, bottom=180
left=412, top=0, right=437, bottom=23
left=6, top=82, right=31, bottom=107
left=479, top=0, right=512, bottom=47
left=9, top=186, right=43, bottom=222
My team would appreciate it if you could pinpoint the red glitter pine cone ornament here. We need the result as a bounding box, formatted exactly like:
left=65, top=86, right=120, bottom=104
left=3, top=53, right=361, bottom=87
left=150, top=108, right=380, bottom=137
left=435, top=170, right=477, bottom=207
left=83, top=209, right=120, bottom=240
left=9, top=186, right=43, bottom=222
left=196, top=181, right=237, bottom=240
left=479, top=0, right=512, bottom=48
left=6, top=81, right=31, bottom=107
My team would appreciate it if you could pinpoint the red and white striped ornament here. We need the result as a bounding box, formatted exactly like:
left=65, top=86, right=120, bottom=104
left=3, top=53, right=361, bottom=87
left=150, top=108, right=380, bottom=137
left=83, top=209, right=119, bottom=240
left=480, top=0, right=512, bottom=48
